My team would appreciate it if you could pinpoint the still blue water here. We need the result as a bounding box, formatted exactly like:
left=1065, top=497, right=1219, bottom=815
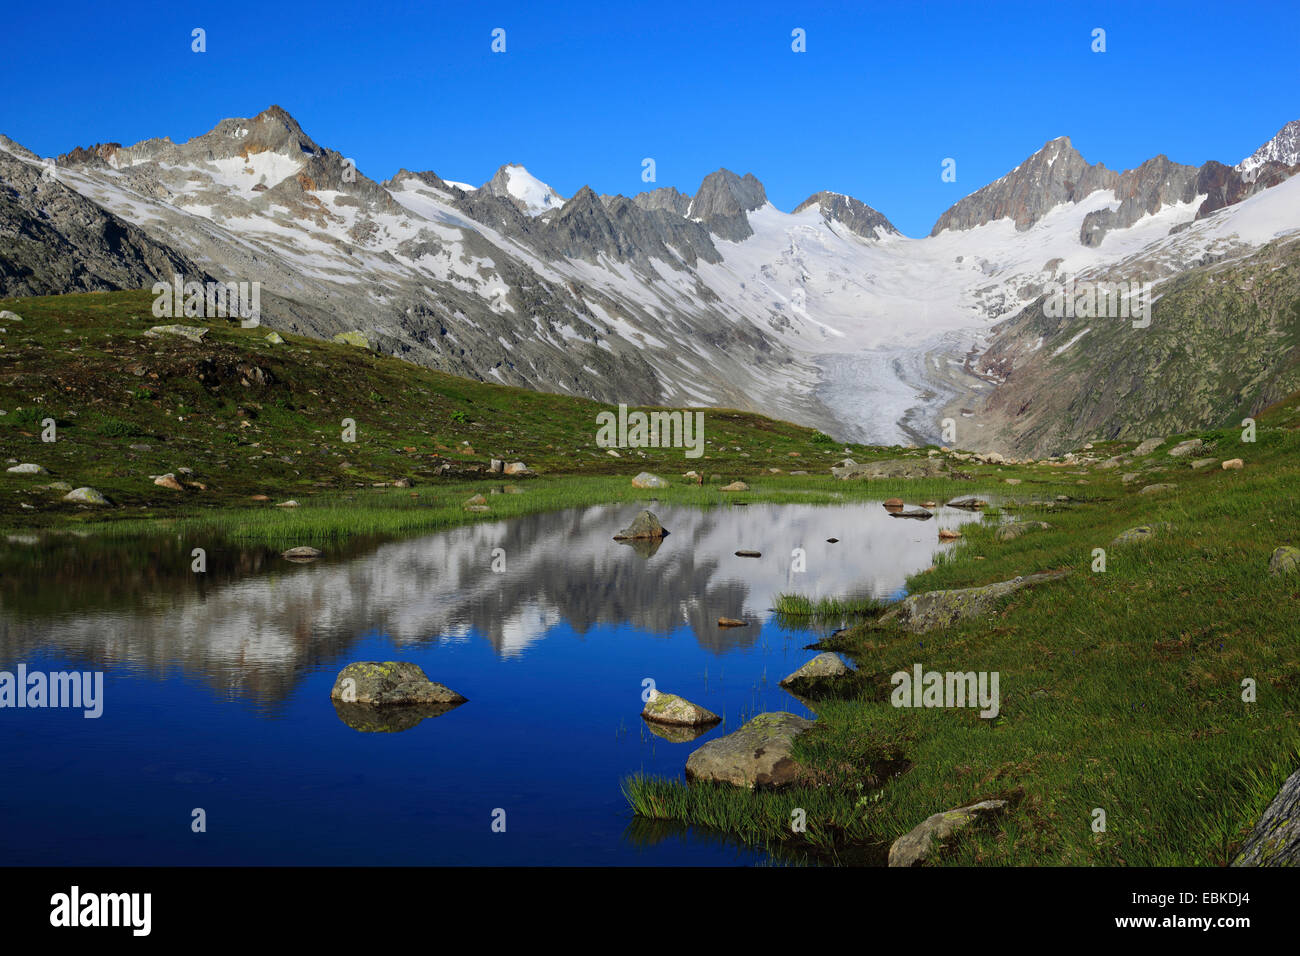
left=0, top=500, right=981, bottom=865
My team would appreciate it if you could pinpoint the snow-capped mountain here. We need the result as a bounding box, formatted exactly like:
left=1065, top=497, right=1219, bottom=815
left=1239, top=120, right=1300, bottom=173
left=2, top=105, right=1298, bottom=451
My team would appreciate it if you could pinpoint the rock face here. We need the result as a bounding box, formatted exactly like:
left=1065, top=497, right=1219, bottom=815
left=877, top=571, right=1070, bottom=634
left=641, top=689, right=720, bottom=727
left=1268, top=546, right=1300, bottom=577
left=685, top=712, right=814, bottom=789
left=689, top=168, right=767, bottom=241
left=888, top=800, right=1008, bottom=867
left=613, top=509, right=667, bottom=540
left=779, top=653, right=851, bottom=687
left=1232, top=766, right=1300, bottom=866
left=631, top=471, right=669, bottom=488
left=329, top=662, right=466, bottom=707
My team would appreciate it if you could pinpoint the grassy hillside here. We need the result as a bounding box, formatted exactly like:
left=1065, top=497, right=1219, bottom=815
left=627, top=397, right=1300, bottom=865
left=0, top=289, right=882, bottom=531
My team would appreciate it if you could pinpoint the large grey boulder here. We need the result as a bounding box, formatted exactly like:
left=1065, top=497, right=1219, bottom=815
left=1232, top=766, right=1300, bottom=866
left=613, top=509, right=667, bottom=540
left=877, top=571, right=1070, bottom=634
left=329, top=662, right=466, bottom=707
left=888, top=800, right=1008, bottom=867
left=685, top=712, right=814, bottom=789
left=62, top=486, right=110, bottom=505
left=641, top=689, right=720, bottom=727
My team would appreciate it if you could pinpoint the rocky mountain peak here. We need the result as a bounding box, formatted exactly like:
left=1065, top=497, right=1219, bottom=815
left=481, top=163, right=565, bottom=216
left=689, top=169, right=767, bottom=240
left=931, top=136, right=1118, bottom=235
left=792, top=190, right=898, bottom=240
left=1239, top=119, right=1300, bottom=172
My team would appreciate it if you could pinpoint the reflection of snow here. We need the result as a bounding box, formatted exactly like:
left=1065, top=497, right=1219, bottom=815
left=1, top=502, right=987, bottom=695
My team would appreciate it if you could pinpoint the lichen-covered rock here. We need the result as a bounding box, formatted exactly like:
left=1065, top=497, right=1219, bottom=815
left=332, top=330, right=371, bottom=349
left=330, top=662, right=466, bottom=707
left=995, top=521, right=1051, bottom=541
left=1112, top=523, right=1171, bottom=546
left=613, top=509, right=667, bottom=540
left=1268, top=546, right=1300, bottom=577
left=876, top=571, right=1070, bottom=634
left=888, top=800, right=1008, bottom=867
left=264, top=331, right=285, bottom=344
left=1231, top=766, right=1300, bottom=866
left=62, top=486, right=110, bottom=505
left=685, top=712, right=814, bottom=789
left=631, top=471, right=669, bottom=489
left=641, top=689, right=720, bottom=727
left=779, top=653, right=851, bottom=687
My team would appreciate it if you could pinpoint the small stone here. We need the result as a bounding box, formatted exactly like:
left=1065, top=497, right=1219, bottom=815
left=734, top=550, right=761, bottom=558
left=938, top=529, right=962, bottom=540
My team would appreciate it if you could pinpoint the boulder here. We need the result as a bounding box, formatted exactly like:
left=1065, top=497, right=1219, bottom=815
left=641, top=689, right=721, bottom=727
left=1132, top=438, right=1163, bottom=456
left=148, top=324, right=208, bottom=343
left=937, top=528, right=962, bottom=540
left=631, top=471, right=669, bottom=489
left=6, top=463, right=47, bottom=475
left=264, top=331, right=285, bottom=344
left=883, top=498, right=904, bottom=510
left=332, top=330, right=371, bottom=349
left=1167, top=439, right=1204, bottom=458
left=277, top=499, right=300, bottom=508
left=1232, top=766, right=1300, bottom=866
left=62, top=487, right=110, bottom=506
left=717, top=616, right=748, bottom=627
left=1138, top=483, right=1177, bottom=495
left=1222, top=458, right=1244, bottom=470
left=1112, top=523, right=1170, bottom=546
left=888, top=800, right=1008, bottom=867
left=153, top=473, right=184, bottom=491
left=0, top=310, right=22, bottom=321
left=613, top=509, right=667, bottom=540
left=1268, top=546, right=1300, bottom=577
left=330, top=662, right=466, bottom=707
left=685, top=712, right=814, bottom=789
left=995, top=521, right=1051, bottom=542
left=1190, top=458, right=1216, bottom=469
left=721, top=481, right=749, bottom=492
left=877, top=571, right=1070, bottom=634
left=779, top=653, right=851, bottom=687
left=889, top=508, right=933, bottom=519
left=504, top=461, right=530, bottom=475
left=946, top=496, right=988, bottom=510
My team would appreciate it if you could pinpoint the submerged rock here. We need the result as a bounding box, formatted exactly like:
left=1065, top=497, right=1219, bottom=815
left=1232, top=766, right=1300, bottom=866
left=717, top=616, right=748, bottom=627
left=330, top=662, right=466, bottom=707
left=613, top=509, right=667, bottom=540
left=685, top=712, right=814, bottom=789
left=889, top=799, right=1008, bottom=867
left=641, top=689, right=721, bottom=727
left=889, top=508, right=933, bottom=520
left=877, top=571, right=1070, bottom=634
left=946, top=496, right=988, bottom=510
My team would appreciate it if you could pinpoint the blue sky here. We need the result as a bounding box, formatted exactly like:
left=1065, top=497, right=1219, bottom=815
left=4, top=0, right=1297, bottom=236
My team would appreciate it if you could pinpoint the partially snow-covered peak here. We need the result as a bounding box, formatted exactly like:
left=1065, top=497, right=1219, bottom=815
left=1238, top=119, right=1300, bottom=172
left=482, top=163, right=564, bottom=215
